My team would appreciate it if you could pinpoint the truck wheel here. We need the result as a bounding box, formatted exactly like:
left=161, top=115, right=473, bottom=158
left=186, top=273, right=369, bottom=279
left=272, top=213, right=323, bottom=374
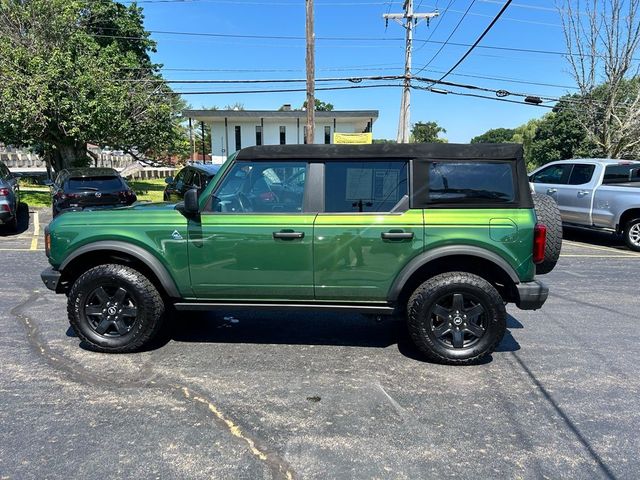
left=68, top=264, right=165, bottom=353
left=407, top=272, right=506, bottom=365
left=624, top=218, right=640, bottom=252
left=532, top=193, right=562, bottom=274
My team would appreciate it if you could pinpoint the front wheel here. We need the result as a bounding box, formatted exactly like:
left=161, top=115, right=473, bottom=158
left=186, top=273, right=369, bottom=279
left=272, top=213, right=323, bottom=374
left=624, top=218, right=640, bottom=252
left=407, top=272, right=506, bottom=365
left=68, top=264, right=165, bottom=353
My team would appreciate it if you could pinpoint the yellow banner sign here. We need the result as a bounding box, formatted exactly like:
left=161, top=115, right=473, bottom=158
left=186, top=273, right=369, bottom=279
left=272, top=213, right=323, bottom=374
left=333, top=132, right=373, bottom=144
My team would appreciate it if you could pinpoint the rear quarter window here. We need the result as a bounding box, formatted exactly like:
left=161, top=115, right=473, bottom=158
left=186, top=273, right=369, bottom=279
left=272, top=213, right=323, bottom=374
left=426, top=161, right=516, bottom=205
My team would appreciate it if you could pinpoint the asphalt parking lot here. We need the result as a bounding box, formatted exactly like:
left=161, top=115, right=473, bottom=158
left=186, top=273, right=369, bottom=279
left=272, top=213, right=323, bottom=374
left=1, top=208, right=639, bottom=479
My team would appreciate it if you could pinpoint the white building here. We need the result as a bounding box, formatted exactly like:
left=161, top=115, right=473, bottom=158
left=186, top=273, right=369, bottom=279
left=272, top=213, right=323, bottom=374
left=184, top=106, right=379, bottom=164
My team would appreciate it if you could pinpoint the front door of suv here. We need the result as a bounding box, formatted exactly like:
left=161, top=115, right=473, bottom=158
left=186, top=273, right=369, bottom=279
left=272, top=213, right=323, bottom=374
left=313, top=160, right=424, bottom=301
left=187, top=161, right=315, bottom=300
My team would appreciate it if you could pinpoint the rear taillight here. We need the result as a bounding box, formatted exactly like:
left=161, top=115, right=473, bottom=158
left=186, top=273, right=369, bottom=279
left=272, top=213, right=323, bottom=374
left=1, top=204, right=9, bottom=212
left=0, top=188, right=9, bottom=196
left=45, top=229, right=51, bottom=257
left=533, top=224, right=547, bottom=264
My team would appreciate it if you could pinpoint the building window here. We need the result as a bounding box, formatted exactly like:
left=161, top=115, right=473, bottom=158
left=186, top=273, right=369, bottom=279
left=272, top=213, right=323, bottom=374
left=255, top=126, right=263, bottom=146
left=303, top=126, right=308, bottom=144
left=324, top=126, right=331, bottom=144
left=235, top=126, right=241, bottom=151
left=279, top=126, right=286, bottom=145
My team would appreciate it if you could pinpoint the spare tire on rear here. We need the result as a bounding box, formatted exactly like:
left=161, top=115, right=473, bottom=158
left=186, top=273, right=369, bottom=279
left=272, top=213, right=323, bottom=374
left=532, top=193, right=562, bottom=274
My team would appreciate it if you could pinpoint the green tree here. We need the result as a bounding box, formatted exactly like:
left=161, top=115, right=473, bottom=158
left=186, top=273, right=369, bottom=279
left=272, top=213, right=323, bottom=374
left=528, top=100, right=597, bottom=169
left=302, top=99, right=334, bottom=111
left=0, top=0, right=186, bottom=171
left=411, top=121, right=447, bottom=143
left=470, top=128, right=516, bottom=144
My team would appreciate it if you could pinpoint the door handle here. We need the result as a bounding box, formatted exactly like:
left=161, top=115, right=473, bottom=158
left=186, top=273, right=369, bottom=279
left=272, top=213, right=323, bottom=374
left=273, top=230, right=305, bottom=240
left=381, top=231, right=414, bottom=241
left=546, top=188, right=557, bottom=194
left=578, top=190, right=590, bottom=196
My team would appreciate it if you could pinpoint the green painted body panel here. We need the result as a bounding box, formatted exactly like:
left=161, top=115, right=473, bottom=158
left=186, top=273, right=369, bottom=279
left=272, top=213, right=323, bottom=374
left=188, top=214, right=316, bottom=299
left=424, top=209, right=536, bottom=282
left=314, top=210, right=424, bottom=300
left=48, top=202, right=193, bottom=296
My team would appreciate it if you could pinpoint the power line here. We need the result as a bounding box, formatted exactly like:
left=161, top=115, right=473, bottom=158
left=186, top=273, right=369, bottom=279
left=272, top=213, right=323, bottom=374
left=173, top=83, right=402, bottom=95
left=91, top=30, right=619, bottom=60
left=414, top=0, right=476, bottom=75
left=437, top=0, right=513, bottom=82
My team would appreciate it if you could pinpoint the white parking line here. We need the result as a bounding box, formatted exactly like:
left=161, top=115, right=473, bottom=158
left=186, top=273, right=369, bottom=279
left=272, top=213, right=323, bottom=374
left=563, top=240, right=640, bottom=257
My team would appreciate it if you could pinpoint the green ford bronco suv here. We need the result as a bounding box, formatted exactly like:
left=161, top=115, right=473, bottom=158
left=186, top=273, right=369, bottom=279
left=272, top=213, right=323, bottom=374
left=41, top=144, right=559, bottom=364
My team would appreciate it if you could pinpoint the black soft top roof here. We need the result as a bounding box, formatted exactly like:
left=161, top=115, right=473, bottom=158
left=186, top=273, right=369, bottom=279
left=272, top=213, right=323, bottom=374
left=235, top=143, right=524, bottom=161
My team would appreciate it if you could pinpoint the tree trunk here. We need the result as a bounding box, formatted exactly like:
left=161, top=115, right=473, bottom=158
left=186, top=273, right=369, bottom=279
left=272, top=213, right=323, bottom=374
left=51, top=140, right=89, bottom=172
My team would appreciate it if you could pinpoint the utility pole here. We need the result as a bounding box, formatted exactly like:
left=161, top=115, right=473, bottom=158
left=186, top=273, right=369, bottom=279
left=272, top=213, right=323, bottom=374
left=384, top=1, right=438, bottom=143
left=305, top=0, right=315, bottom=144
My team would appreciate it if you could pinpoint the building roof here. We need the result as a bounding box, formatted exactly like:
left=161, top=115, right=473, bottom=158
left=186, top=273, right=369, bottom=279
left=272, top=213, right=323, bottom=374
left=183, top=109, right=379, bottom=124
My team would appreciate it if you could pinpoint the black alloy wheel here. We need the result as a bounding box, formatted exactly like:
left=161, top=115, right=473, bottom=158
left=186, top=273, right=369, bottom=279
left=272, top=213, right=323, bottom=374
left=84, top=285, right=138, bottom=337
left=407, top=272, right=506, bottom=365
left=428, top=292, right=487, bottom=349
left=68, top=264, right=165, bottom=353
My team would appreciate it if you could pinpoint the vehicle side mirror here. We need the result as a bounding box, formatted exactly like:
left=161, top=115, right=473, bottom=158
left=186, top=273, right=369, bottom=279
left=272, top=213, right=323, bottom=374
left=183, top=188, right=199, bottom=215
left=165, top=177, right=173, bottom=184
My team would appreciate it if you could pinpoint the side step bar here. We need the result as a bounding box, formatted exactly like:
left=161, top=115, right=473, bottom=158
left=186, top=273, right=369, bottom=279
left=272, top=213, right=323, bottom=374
left=173, top=301, right=396, bottom=315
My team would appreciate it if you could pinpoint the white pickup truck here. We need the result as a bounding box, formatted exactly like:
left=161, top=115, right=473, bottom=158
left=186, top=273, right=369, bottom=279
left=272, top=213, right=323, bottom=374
left=529, top=159, right=640, bottom=251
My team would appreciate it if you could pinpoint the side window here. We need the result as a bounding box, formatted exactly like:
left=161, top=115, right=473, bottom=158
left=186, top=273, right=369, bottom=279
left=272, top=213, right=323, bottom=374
left=191, top=172, right=202, bottom=189
left=174, top=169, right=186, bottom=189
left=211, top=162, right=307, bottom=213
left=324, top=161, right=408, bottom=213
left=531, top=164, right=571, bottom=184
left=428, top=161, right=515, bottom=204
left=568, top=164, right=595, bottom=185
left=0, top=163, right=7, bottom=179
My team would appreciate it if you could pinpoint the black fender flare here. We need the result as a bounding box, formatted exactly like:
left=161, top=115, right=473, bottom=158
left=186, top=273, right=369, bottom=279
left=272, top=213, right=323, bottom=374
left=387, top=245, right=521, bottom=303
left=59, top=241, right=180, bottom=298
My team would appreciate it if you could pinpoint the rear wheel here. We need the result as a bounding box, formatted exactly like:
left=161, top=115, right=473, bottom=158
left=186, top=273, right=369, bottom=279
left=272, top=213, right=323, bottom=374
left=532, top=193, right=562, bottom=274
left=407, top=272, right=506, bottom=365
left=68, top=264, right=165, bottom=353
left=624, top=218, right=640, bottom=252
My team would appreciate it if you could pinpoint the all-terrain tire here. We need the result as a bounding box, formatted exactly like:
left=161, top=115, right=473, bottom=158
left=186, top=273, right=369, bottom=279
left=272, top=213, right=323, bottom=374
left=623, top=218, right=640, bottom=252
left=532, top=193, right=562, bottom=274
left=68, top=264, right=165, bottom=353
left=407, top=272, right=506, bottom=365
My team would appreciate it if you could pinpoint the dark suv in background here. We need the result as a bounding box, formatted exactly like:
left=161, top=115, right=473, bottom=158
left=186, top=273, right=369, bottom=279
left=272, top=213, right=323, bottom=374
left=0, top=160, right=20, bottom=232
left=49, top=168, right=137, bottom=217
left=163, top=163, right=220, bottom=202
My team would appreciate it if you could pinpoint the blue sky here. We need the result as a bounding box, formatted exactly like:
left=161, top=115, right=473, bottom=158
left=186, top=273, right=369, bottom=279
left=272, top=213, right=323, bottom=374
left=125, top=0, right=575, bottom=142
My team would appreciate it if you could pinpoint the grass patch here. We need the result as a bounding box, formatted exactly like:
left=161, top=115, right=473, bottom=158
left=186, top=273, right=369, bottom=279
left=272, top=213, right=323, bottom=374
left=128, top=179, right=167, bottom=203
left=20, top=191, right=51, bottom=208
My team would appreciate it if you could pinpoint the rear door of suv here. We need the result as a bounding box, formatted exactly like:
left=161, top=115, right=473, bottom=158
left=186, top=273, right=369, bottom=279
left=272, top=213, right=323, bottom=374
left=312, top=159, right=424, bottom=301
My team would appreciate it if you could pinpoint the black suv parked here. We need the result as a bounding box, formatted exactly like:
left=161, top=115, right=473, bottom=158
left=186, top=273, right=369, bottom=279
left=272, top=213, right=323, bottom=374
left=0, top=160, right=20, bottom=231
left=48, top=168, right=137, bottom=217
left=163, top=163, right=221, bottom=202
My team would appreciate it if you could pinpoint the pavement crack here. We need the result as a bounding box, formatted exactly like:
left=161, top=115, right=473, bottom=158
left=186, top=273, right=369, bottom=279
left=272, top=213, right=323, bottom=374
left=10, top=293, right=296, bottom=480
left=178, top=386, right=296, bottom=480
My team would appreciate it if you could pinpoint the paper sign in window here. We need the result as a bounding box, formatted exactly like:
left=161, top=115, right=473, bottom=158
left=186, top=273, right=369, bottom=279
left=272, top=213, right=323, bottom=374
left=374, top=169, right=399, bottom=202
left=346, top=168, right=373, bottom=200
